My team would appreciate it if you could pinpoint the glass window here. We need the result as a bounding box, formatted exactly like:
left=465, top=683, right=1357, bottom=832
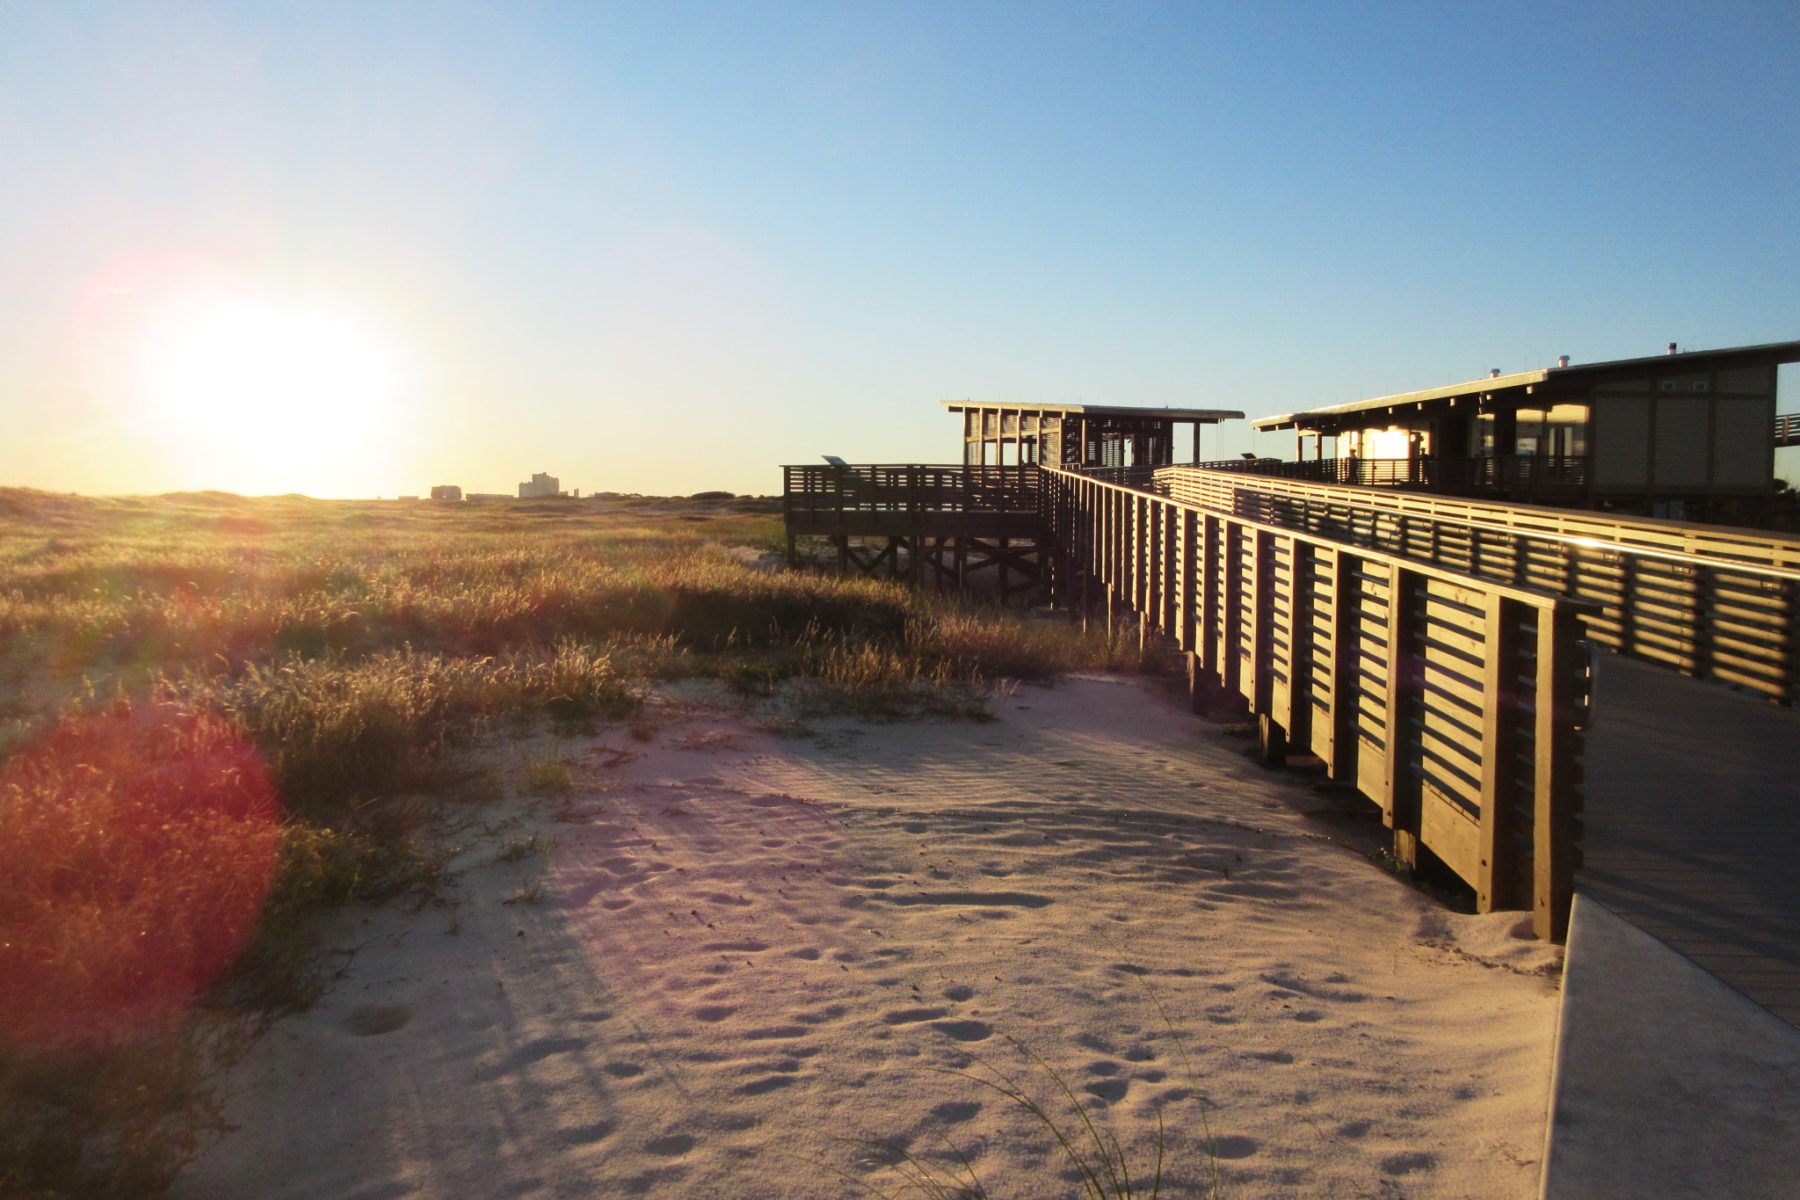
left=1546, top=403, right=1589, bottom=457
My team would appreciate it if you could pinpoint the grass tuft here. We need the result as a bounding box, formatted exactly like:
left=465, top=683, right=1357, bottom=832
left=0, top=489, right=1167, bottom=1198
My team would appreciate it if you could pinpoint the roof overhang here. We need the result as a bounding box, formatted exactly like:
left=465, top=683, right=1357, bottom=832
left=942, top=401, right=1244, bottom=423
left=1252, top=339, right=1800, bottom=432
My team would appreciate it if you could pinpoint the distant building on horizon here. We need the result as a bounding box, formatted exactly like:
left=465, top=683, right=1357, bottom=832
left=430, top=484, right=462, bottom=501
left=519, top=471, right=563, bottom=499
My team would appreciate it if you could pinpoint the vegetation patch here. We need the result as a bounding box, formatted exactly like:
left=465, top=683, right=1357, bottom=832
left=0, top=488, right=1150, bottom=1197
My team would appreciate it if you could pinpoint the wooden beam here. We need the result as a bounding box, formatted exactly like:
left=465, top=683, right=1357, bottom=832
left=1474, top=593, right=1518, bottom=912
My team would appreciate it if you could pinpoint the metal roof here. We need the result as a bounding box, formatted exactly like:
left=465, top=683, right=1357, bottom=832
left=942, top=401, right=1243, bottom=422
left=1252, top=339, right=1800, bottom=432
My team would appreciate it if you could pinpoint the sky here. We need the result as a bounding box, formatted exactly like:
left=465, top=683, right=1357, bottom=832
left=2, top=1, right=1797, bottom=498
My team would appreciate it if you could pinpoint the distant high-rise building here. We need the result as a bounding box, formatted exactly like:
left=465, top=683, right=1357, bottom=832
left=519, top=472, right=562, bottom=499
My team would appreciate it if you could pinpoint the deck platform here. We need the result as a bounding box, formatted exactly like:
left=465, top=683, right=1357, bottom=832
left=1582, top=652, right=1800, bottom=1025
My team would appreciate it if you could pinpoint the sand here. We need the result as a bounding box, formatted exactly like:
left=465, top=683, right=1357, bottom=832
left=175, top=674, right=1562, bottom=1200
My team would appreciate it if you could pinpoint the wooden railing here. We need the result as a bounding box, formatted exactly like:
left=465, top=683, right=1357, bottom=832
left=1195, top=455, right=1591, bottom=493
left=1777, top=413, right=1800, bottom=447
left=782, top=464, right=1040, bottom=532
left=1146, top=467, right=1800, bottom=704
left=1043, top=467, right=1594, bottom=940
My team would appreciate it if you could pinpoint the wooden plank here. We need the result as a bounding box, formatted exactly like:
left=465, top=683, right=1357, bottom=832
left=1163, top=504, right=1180, bottom=636
left=1275, top=537, right=1301, bottom=739
left=1379, top=564, right=1410, bottom=831
left=1179, top=509, right=1198, bottom=654
left=1222, top=522, right=1244, bottom=695
left=1250, top=530, right=1274, bottom=711
left=1421, top=782, right=1483, bottom=886
left=1533, top=604, right=1579, bottom=941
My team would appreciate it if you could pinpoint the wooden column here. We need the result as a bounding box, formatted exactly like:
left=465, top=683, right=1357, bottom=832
left=1532, top=605, right=1581, bottom=941
left=1381, top=564, right=1415, bottom=849
left=1324, top=547, right=1360, bottom=782
left=1474, top=593, right=1519, bottom=912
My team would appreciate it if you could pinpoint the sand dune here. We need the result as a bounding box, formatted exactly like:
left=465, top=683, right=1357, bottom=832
left=178, top=675, right=1560, bottom=1199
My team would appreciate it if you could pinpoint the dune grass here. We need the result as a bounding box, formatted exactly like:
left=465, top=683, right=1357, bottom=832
left=0, top=487, right=1154, bottom=1198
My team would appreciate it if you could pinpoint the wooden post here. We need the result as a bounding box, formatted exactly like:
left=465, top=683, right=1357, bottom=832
left=1474, top=593, right=1519, bottom=912
left=1325, top=547, right=1360, bottom=783
left=1250, top=530, right=1274, bottom=716
left=1276, top=539, right=1302, bottom=747
left=1221, top=522, right=1242, bottom=696
left=1162, top=504, right=1179, bottom=637
left=1256, top=711, right=1287, bottom=768
left=1533, top=605, right=1581, bottom=941
left=1179, top=509, right=1198, bottom=655
left=1382, top=564, right=1415, bottom=856
left=1691, top=565, right=1713, bottom=681
left=1785, top=578, right=1800, bottom=707
left=1199, top=514, right=1218, bottom=680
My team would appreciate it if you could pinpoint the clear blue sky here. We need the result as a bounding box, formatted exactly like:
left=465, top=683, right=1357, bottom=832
left=2, top=2, right=1797, bottom=497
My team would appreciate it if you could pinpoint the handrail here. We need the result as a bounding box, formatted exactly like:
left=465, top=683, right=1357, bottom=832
left=1146, top=466, right=1800, bottom=704
left=782, top=464, right=1041, bottom=526
left=1153, top=464, right=1800, bottom=567
left=1041, top=465, right=1592, bottom=940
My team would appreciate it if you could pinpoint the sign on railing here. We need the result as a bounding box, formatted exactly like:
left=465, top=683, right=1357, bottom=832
left=1043, top=466, right=1593, bottom=940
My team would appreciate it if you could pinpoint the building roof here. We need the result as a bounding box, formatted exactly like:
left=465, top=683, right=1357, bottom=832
left=1252, top=339, right=1800, bottom=432
left=942, top=401, right=1244, bottom=422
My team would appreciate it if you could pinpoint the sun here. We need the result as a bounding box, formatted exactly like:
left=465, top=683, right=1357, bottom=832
left=134, top=287, right=401, bottom=489
left=69, top=255, right=413, bottom=495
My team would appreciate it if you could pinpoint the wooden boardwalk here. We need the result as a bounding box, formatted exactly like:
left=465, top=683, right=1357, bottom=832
left=1582, top=653, right=1800, bottom=1025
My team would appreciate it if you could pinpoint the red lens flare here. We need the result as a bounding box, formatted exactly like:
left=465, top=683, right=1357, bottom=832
left=0, top=704, right=281, bottom=1052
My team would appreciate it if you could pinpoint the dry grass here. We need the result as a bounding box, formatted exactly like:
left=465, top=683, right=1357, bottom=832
left=0, top=487, right=1151, bottom=1197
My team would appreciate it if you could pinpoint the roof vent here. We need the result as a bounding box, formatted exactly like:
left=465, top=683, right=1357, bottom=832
left=1557, top=355, right=1570, bottom=368
left=1668, top=342, right=1678, bottom=355
left=1489, top=368, right=1501, bottom=378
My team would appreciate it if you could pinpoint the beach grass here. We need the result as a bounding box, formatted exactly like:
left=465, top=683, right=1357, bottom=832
left=0, top=486, right=1147, bottom=1198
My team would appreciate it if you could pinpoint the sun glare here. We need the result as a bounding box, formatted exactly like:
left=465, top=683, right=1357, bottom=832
left=135, top=291, right=401, bottom=488
left=72, top=255, right=413, bottom=495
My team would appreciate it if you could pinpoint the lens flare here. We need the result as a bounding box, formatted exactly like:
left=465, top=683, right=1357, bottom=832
left=65, top=252, right=412, bottom=496
left=0, top=704, right=281, bottom=1051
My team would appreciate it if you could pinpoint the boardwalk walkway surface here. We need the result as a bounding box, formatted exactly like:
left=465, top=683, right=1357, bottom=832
left=1581, top=652, right=1800, bottom=1025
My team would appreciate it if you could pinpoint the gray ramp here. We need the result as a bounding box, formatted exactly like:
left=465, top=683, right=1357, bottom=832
left=1580, top=652, right=1800, bottom=1025
left=1541, top=893, right=1800, bottom=1200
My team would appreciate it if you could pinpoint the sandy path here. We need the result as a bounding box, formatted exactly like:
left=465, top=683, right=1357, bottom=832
left=178, top=675, right=1560, bottom=1200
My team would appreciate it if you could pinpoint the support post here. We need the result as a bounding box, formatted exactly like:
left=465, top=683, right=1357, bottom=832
left=1475, top=592, right=1519, bottom=913
left=1533, top=605, right=1581, bottom=941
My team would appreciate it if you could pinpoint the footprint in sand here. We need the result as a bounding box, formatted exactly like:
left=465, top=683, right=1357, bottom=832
left=943, top=984, right=975, bottom=1001
left=737, top=1075, right=797, bottom=1096
left=1212, top=1136, right=1260, bottom=1160
left=604, top=1061, right=645, bottom=1078
left=929, top=1101, right=983, bottom=1124
left=645, top=1133, right=697, bottom=1156
left=1380, top=1151, right=1436, bottom=1175
left=341, top=1005, right=412, bottom=1036
left=1084, top=1077, right=1130, bottom=1104
left=930, top=1020, right=992, bottom=1042
left=881, top=1007, right=949, bottom=1025
left=692, top=1004, right=738, bottom=1022
left=560, top=1120, right=616, bottom=1146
